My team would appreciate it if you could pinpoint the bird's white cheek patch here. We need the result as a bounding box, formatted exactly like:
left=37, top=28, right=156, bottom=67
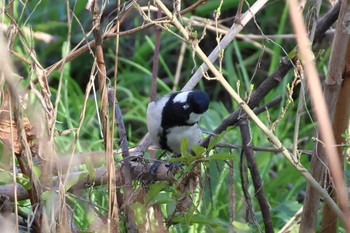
left=173, top=91, right=190, bottom=103
left=187, top=113, right=202, bottom=124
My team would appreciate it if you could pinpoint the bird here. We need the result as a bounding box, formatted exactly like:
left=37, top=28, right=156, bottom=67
left=147, top=90, right=210, bottom=154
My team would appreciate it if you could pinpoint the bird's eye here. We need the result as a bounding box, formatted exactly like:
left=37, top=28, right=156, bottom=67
left=183, top=104, right=189, bottom=110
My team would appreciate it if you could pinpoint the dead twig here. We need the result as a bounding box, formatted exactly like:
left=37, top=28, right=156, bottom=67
left=288, top=0, right=350, bottom=229
left=108, top=89, right=137, bottom=232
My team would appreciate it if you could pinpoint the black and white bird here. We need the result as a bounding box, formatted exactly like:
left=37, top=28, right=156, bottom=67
left=147, top=90, right=210, bottom=154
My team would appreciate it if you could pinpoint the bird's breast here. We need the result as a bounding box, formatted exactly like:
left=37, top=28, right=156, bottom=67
left=165, top=124, right=202, bottom=154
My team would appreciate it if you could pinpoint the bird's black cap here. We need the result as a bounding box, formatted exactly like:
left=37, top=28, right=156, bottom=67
left=188, top=90, right=210, bottom=114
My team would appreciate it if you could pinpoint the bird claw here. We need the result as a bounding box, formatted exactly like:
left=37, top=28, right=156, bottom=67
left=149, top=160, right=162, bottom=176
left=165, top=162, right=183, bottom=175
left=149, top=160, right=183, bottom=177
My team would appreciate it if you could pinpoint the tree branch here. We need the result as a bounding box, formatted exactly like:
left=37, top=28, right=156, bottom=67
left=239, top=118, right=273, bottom=232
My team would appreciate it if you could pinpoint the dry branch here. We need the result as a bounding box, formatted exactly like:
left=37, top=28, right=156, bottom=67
left=239, top=118, right=273, bottom=232
left=108, top=89, right=136, bottom=232
left=298, top=0, right=350, bottom=230
left=42, top=0, right=207, bottom=77
left=0, top=160, right=176, bottom=202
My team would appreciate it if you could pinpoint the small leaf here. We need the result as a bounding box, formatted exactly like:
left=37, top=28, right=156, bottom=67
left=150, top=192, right=174, bottom=205
left=232, top=221, right=251, bottom=232
left=207, top=127, right=232, bottom=151
left=85, top=157, right=95, bottom=180
left=146, top=182, right=168, bottom=204
left=41, top=190, right=52, bottom=201
left=65, top=172, right=88, bottom=191
left=209, top=153, right=234, bottom=161
left=191, top=145, right=205, bottom=156
left=172, top=214, right=221, bottom=226
left=0, top=171, right=13, bottom=184
left=166, top=199, right=176, bottom=217
left=16, top=173, right=31, bottom=190
left=180, top=137, right=189, bottom=155
left=32, top=163, right=41, bottom=177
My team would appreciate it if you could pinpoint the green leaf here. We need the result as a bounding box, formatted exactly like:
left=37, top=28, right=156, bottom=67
left=41, top=190, right=51, bottom=201
left=146, top=182, right=168, bottom=204
left=232, top=221, right=251, bottom=232
left=65, top=172, right=88, bottom=191
left=32, top=163, right=41, bottom=177
left=0, top=171, right=13, bottom=184
left=180, top=137, right=189, bottom=155
left=191, top=145, right=206, bottom=156
left=85, top=157, right=95, bottom=181
left=166, top=199, right=176, bottom=217
left=149, top=192, right=174, bottom=205
left=209, top=153, right=234, bottom=161
left=16, top=173, right=31, bottom=190
left=207, top=127, right=231, bottom=151
left=172, top=214, right=222, bottom=226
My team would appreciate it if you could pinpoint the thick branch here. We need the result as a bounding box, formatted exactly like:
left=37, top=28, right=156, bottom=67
left=0, top=161, right=176, bottom=202
left=301, top=0, right=350, bottom=231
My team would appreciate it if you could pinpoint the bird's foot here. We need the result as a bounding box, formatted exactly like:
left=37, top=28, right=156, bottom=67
left=165, top=162, right=183, bottom=175
left=149, top=160, right=183, bottom=177
left=149, top=160, right=162, bottom=176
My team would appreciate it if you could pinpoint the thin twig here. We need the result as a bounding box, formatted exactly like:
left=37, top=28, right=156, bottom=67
left=182, top=0, right=269, bottom=91
left=149, top=6, right=162, bottom=101
left=90, top=2, right=122, bottom=232
left=202, top=96, right=283, bottom=148
left=239, top=118, right=273, bottom=232
left=0, top=160, right=177, bottom=202
left=239, top=150, right=260, bottom=230
left=41, top=0, right=207, bottom=78
left=110, top=0, right=122, bottom=231
left=173, top=41, right=186, bottom=91
left=108, top=89, right=137, bottom=232
left=228, top=160, right=235, bottom=233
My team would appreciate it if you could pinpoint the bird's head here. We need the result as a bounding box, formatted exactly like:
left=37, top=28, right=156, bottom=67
left=187, top=90, right=210, bottom=114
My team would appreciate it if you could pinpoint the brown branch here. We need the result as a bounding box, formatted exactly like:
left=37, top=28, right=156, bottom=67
left=110, top=1, right=122, bottom=231
left=150, top=7, right=162, bottom=101
left=2, top=48, right=44, bottom=232
left=228, top=160, right=235, bottom=233
left=148, top=6, right=165, bottom=231
left=0, top=161, right=176, bottom=202
left=201, top=95, right=285, bottom=148
left=89, top=2, right=121, bottom=232
left=239, top=118, right=273, bottom=232
left=320, top=60, right=350, bottom=232
left=239, top=150, right=256, bottom=226
left=313, top=1, right=341, bottom=45
left=108, top=89, right=137, bottom=232
left=300, top=0, right=350, bottom=231
left=43, top=0, right=207, bottom=77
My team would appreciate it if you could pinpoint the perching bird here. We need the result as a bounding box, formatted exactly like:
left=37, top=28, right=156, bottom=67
left=147, top=90, right=210, bottom=154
